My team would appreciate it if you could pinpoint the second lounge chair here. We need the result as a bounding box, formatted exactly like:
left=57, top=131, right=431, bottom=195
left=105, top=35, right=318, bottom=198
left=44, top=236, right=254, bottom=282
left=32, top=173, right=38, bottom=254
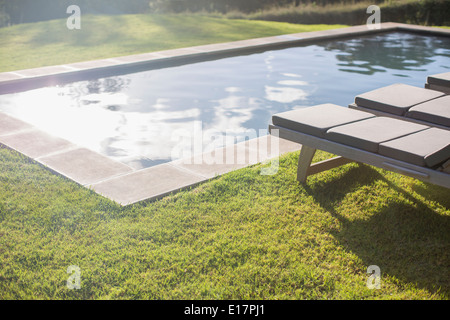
left=348, top=83, right=450, bottom=129
left=425, top=71, right=450, bottom=94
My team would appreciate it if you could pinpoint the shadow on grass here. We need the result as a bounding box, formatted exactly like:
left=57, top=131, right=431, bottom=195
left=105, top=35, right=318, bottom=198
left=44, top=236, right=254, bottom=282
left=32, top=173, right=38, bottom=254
left=304, top=164, right=450, bottom=297
left=411, top=183, right=450, bottom=210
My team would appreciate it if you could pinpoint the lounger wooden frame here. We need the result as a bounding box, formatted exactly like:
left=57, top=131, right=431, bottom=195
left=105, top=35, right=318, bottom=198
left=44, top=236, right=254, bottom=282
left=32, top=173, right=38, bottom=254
left=268, top=124, right=450, bottom=189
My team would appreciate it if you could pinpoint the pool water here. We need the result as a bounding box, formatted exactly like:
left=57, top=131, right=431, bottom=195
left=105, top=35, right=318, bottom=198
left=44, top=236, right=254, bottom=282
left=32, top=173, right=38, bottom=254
left=1, top=32, right=449, bottom=169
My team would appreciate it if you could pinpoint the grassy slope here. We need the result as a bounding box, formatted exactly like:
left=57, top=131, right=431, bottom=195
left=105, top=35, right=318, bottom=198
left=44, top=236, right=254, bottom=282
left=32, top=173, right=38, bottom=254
left=0, top=15, right=449, bottom=300
left=0, top=14, right=346, bottom=72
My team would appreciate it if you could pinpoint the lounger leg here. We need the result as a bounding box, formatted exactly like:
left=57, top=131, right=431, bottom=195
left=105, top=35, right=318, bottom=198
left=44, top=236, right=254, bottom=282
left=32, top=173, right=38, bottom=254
left=297, top=145, right=316, bottom=183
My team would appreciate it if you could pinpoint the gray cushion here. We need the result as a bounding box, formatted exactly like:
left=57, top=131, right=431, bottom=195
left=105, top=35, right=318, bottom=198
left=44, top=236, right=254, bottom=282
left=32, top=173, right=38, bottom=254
left=427, top=72, right=450, bottom=87
left=406, top=96, right=450, bottom=127
left=379, top=128, right=450, bottom=167
left=325, top=117, right=429, bottom=153
left=271, top=104, right=375, bottom=138
left=354, top=83, right=445, bottom=116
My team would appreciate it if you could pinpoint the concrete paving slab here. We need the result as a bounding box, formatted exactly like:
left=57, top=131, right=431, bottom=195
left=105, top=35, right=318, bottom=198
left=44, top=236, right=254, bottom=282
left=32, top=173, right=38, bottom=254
left=37, top=147, right=134, bottom=186
left=154, top=48, right=205, bottom=58
left=13, top=65, right=76, bottom=77
left=113, top=52, right=166, bottom=64
left=235, top=37, right=293, bottom=46
left=89, top=163, right=205, bottom=205
left=171, top=136, right=301, bottom=179
left=292, top=26, right=368, bottom=42
left=0, top=112, right=34, bottom=136
left=0, top=72, right=26, bottom=82
left=275, top=34, right=303, bottom=41
left=396, top=23, right=450, bottom=36
left=68, top=59, right=123, bottom=70
left=186, top=42, right=246, bottom=55
left=0, top=129, right=76, bottom=159
left=170, top=140, right=257, bottom=179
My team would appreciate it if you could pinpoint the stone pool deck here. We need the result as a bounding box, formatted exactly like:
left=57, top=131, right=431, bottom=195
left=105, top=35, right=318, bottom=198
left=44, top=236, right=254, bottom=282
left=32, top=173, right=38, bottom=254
left=0, top=22, right=449, bottom=205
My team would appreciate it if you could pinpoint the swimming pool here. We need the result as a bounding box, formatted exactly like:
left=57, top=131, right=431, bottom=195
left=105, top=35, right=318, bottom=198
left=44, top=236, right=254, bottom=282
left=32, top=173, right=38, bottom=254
left=1, top=31, right=449, bottom=170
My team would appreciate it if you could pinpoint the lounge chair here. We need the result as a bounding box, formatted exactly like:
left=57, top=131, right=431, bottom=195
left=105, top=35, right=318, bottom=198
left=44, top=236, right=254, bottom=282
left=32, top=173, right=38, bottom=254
left=269, top=104, right=450, bottom=188
left=348, top=83, right=450, bottom=129
left=425, top=72, right=450, bottom=94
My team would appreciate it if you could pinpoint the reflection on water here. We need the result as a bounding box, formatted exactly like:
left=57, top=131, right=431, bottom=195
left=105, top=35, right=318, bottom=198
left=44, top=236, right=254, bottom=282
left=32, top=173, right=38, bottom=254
left=0, top=32, right=449, bottom=169
left=321, top=32, right=450, bottom=75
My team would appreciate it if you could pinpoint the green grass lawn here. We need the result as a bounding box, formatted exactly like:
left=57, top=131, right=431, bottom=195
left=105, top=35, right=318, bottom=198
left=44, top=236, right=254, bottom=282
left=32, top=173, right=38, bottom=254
left=0, top=14, right=346, bottom=72
left=1, top=147, right=449, bottom=299
left=0, top=15, right=449, bottom=300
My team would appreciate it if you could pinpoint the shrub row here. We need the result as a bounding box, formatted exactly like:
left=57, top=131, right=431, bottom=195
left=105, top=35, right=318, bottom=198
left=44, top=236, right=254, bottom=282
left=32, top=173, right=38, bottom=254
left=238, top=0, right=450, bottom=26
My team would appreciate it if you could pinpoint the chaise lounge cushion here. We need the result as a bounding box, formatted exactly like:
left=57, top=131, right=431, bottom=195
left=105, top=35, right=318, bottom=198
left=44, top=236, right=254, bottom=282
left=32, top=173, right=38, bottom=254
left=354, top=83, right=445, bottom=116
left=427, top=72, right=450, bottom=87
left=379, top=128, right=450, bottom=167
left=271, top=104, right=375, bottom=138
left=405, top=96, right=450, bottom=128
left=325, top=117, right=429, bottom=153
